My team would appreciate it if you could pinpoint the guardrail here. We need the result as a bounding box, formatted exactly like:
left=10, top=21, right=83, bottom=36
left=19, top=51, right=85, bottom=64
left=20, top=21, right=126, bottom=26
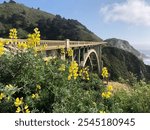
left=1, top=38, right=106, bottom=50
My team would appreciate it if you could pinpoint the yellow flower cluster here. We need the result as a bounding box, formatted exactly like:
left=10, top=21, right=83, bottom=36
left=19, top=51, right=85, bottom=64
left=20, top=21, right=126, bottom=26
left=9, top=28, right=18, bottom=39
left=31, top=93, right=39, bottom=99
left=0, top=40, right=4, bottom=56
left=16, top=104, right=30, bottom=113
left=36, top=84, right=41, bottom=90
left=58, top=64, right=66, bottom=71
left=5, top=84, right=17, bottom=101
left=43, top=57, right=51, bottom=65
left=58, top=64, right=66, bottom=72
left=32, top=84, right=41, bottom=99
left=17, top=42, right=28, bottom=50
left=14, top=97, right=30, bottom=113
left=0, top=92, right=5, bottom=100
left=5, top=84, right=14, bottom=89
left=27, top=28, right=40, bottom=48
left=40, top=44, right=47, bottom=51
left=99, top=110, right=106, bottom=113
left=68, top=61, right=79, bottom=80
left=14, top=97, right=23, bottom=107
left=101, top=67, right=109, bottom=78
left=107, top=85, right=113, bottom=91
left=60, top=48, right=65, bottom=55
left=101, top=91, right=112, bottom=99
left=79, top=67, right=90, bottom=80
left=67, top=48, right=73, bottom=57
left=101, top=85, right=113, bottom=99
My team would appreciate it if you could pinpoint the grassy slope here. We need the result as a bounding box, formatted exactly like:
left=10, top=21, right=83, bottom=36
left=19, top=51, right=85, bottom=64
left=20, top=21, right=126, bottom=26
left=0, top=3, right=55, bottom=24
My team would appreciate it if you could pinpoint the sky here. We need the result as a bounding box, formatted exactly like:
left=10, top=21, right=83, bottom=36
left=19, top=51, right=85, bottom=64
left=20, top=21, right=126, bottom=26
left=1, top=0, right=150, bottom=50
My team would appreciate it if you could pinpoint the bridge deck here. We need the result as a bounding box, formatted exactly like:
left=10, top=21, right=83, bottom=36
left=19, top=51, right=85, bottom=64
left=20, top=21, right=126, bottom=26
left=1, top=38, right=106, bottom=50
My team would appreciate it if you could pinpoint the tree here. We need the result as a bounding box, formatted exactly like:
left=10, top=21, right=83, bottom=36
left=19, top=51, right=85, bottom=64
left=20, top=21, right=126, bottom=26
left=9, top=0, right=16, bottom=3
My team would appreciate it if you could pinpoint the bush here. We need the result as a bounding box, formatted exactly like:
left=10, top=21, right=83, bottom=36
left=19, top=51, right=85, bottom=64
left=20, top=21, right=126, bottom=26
left=0, top=50, right=106, bottom=113
left=106, top=80, right=150, bottom=113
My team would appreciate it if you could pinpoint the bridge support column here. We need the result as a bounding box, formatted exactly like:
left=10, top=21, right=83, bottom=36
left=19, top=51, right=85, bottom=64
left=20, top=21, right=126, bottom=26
left=78, top=48, right=81, bottom=64
left=99, top=45, right=103, bottom=73
left=65, top=39, right=70, bottom=49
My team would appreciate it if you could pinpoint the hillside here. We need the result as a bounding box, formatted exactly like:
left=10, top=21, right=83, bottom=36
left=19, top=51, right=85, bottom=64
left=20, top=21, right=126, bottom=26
left=102, top=47, right=150, bottom=81
left=0, top=2, right=102, bottom=41
left=104, top=38, right=145, bottom=60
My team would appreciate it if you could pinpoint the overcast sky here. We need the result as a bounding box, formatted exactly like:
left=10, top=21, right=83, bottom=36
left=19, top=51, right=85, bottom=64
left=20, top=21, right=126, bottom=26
left=1, top=0, right=150, bottom=50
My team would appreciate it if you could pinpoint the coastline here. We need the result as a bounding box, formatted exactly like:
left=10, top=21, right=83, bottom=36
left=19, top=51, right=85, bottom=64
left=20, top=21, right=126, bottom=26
left=143, top=58, right=150, bottom=65
left=139, top=50, right=150, bottom=65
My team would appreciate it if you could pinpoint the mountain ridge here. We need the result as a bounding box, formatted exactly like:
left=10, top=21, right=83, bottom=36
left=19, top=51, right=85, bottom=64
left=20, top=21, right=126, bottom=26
left=104, top=38, right=146, bottom=60
left=0, top=2, right=102, bottom=41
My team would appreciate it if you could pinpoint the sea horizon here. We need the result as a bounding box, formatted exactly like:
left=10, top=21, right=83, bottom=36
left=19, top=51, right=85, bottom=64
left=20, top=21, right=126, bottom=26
left=139, top=50, right=150, bottom=65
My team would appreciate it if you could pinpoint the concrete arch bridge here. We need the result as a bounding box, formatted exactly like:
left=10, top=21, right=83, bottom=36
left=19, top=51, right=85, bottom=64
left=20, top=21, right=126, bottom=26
left=2, top=38, right=106, bottom=75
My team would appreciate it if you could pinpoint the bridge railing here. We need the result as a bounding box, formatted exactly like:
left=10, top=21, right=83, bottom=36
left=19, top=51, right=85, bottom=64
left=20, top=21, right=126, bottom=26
left=1, top=38, right=105, bottom=50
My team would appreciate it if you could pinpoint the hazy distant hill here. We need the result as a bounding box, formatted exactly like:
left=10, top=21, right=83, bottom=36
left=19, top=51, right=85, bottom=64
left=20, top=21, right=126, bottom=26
left=0, top=2, right=102, bottom=41
left=104, top=38, right=145, bottom=60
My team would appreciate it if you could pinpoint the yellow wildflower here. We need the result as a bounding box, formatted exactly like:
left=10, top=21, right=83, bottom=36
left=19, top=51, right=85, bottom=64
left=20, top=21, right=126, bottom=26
left=101, top=67, right=109, bottom=78
left=68, top=61, right=79, bottom=80
left=60, top=48, right=65, bottom=55
left=5, top=84, right=14, bottom=90
left=14, top=97, right=23, bottom=107
left=35, top=93, right=39, bottom=99
left=9, top=28, right=18, bottom=39
left=58, top=64, right=66, bottom=71
left=17, top=42, right=28, bottom=50
left=41, top=44, right=47, bottom=51
left=31, top=94, right=36, bottom=99
left=7, top=96, right=11, bottom=101
left=0, top=40, right=4, bottom=56
left=101, top=91, right=112, bottom=99
left=79, top=67, right=89, bottom=80
left=16, top=107, right=21, bottom=113
left=36, top=85, right=41, bottom=90
left=25, top=109, right=30, bottom=113
left=27, top=28, right=40, bottom=48
left=32, top=93, right=39, bottom=99
left=99, top=110, right=106, bottom=113
left=107, top=85, right=113, bottom=91
left=43, top=57, right=51, bottom=65
left=67, top=48, right=73, bottom=57
left=68, top=75, right=71, bottom=80
left=0, top=93, right=5, bottom=100
left=24, top=105, right=29, bottom=110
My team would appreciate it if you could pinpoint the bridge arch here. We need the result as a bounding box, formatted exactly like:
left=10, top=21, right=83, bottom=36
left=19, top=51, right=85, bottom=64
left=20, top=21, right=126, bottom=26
left=80, top=49, right=100, bottom=74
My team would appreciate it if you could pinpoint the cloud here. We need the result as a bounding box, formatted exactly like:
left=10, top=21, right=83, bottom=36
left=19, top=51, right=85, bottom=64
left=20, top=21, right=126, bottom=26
left=100, top=0, right=150, bottom=26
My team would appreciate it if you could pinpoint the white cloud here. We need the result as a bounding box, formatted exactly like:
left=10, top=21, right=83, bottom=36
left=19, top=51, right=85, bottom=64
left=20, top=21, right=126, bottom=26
left=100, top=0, right=150, bottom=26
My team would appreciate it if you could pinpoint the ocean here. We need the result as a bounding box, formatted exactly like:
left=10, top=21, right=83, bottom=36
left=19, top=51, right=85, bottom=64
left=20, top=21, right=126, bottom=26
left=140, top=50, right=150, bottom=65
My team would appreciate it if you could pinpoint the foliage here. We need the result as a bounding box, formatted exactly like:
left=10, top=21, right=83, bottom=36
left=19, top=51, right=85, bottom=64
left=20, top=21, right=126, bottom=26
left=109, top=80, right=150, bottom=113
left=0, top=50, right=105, bottom=113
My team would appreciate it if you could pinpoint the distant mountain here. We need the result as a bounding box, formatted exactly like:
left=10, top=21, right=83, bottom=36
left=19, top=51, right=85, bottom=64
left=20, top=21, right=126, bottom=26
left=0, top=2, right=102, bottom=41
left=102, top=47, right=150, bottom=81
left=104, top=38, right=145, bottom=60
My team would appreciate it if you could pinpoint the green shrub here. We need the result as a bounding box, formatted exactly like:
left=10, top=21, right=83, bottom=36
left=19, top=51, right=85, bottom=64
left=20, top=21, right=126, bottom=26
left=0, top=50, right=105, bottom=113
